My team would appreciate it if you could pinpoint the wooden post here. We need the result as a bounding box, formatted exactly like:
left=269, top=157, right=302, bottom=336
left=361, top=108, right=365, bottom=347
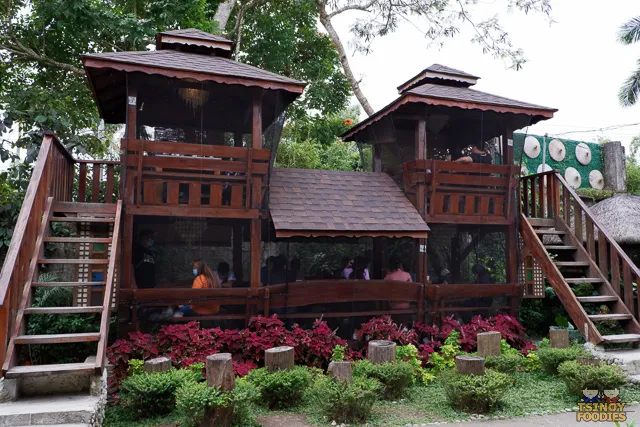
left=327, top=361, right=353, bottom=384
left=206, top=353, right=236, bottom=391
left=455, top=356, right=485, bottom=375
left=550, top=328, right=570, bottom=348
left=265, top=346, right=294, bottom=372
left=203, top=353, right=236, bottom=427
left=367, top=340, right=396, bottom=364
left=143, top=357, right=171, bottom=373
left=477, top=332, right=501, bottom=357
left=415, top=119, right=428, bottom=284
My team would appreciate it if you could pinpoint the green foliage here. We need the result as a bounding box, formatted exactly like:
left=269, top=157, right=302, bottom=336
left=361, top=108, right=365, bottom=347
left=128, top=359, right=144, bottom=376
left=174, top=378, right=260, bottom=427
left=245, top=366, right=311, bottom=409
left=353, top=360, right=414, bottom=400
left=119, top=369, right=201, bottom=418
left=627, top=137, right=640, bottom=195
left=275, top=138, right=362, bottom=171
left=576, top=188, right=614, bottom=202
left=397, top=344, right=435, bottom=384
left=537, top=345, right=589, bottom=374
left=331, top=345, right=346, bottom=362
left=485, top=354, right=522, bottom=374
left=500, top=339, right=521, bottom=356
left=188, top=362, right=205, bottom=375
left=429, top=331, right=462, bottom=373
left=308, top=375, right=382, bottom=423
left=441, top=369, right=512, bottom=413
left=521, top=351, right=542, bottom=372
left=558, top=360, right=627, bottom=396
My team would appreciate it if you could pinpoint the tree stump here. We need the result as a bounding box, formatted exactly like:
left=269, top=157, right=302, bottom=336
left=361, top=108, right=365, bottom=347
left=577, top=356, right=601, bottom=366
left=550, top=329, right=570, bottom=348
left=477, top=332, right=501, bottom=357
left=368, top=340, right=396, bottom=364
left=327, top=361, right=353, bottom=384
left=206, top=353, right=236, bottom=391
left=265, top=346, right=295, bottom=372
left=455, top=356, right=485, bottom=376
left=143, top=357, right=171, bottom=373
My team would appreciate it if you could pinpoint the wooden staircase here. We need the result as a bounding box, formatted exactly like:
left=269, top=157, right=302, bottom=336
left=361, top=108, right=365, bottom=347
left=2, top=198, right=122, bottom=378
left=520, top=171, right=640, bottom=346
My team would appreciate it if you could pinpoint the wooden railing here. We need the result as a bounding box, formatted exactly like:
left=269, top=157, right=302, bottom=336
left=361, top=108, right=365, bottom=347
left=119, top=280, right=522, bottom=325
left=77, top=160, right=120, bottom=203
left=121, top=139, right=270, bottom=214
left=0, top=134, right=75, bottom=364
left=521, top=171, right=640, bottom=320
left=403, top=160, right=519, bottom=224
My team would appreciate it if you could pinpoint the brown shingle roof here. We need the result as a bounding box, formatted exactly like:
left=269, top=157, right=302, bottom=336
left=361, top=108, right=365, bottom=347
left=424, top=64, right=480, bottom=79
left=82, top=50, right=305, bottom=92
left=408, top=83, right=555, bottom=112
left=269, top=168, right=429, bottom=238
left=158, top=28, right=232, bottom=44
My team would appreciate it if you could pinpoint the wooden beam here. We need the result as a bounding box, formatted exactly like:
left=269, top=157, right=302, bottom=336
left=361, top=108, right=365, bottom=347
left=250, top=218, right=261, bottom=288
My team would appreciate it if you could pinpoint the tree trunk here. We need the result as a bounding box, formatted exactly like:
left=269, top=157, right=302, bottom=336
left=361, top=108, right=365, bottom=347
left=367, top=340, right=396, bottom=364
left=327, top=361, right=353, bottom=383
left=214, top=0, right=238, bottom=30
left=477, top=332, right=501, bottom=357
left=455, top=356, right=485, bottom=376
left=550, top=329, right=570, bottom=348
left=143, top=357, right=171, bottom=373
left=206, top=353, right=236, bottom=391
left=316, top=2, right=375, bottom=116
left=265, top=346, right=295, bottom=372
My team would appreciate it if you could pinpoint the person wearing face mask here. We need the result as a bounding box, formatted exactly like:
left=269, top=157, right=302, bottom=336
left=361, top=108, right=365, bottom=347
left=132, top=229, right=156, bottom=289
left=174, top=259, right=221, bottom=317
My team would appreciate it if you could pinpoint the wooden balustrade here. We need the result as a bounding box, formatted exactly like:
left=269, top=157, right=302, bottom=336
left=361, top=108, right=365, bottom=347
left=121, top=139, right=270, bottom=214
left=403, top=160, right=519, bottom=224
left=76, top=160, right=120, bottom=203
left=0, top=134, right=75, bottom=364
left=521, top=171, right=640, bottom=319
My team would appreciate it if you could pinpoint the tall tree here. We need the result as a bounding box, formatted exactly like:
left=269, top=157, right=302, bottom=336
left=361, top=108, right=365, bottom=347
left=618, top=17, right=640, bottom=107
left=313, top=0, right=553, bottom=116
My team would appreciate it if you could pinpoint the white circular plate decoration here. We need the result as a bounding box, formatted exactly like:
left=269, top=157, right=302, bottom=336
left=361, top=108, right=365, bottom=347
left=524, top=136, right=541, bottom=159
left=549, top=139, right=566, bottom=162
left=589, top=170, right=605, bottom=190
left=565, top=167, right=582, bottom=188
left=537, top=163, right=553, bottom=174
left=575, top=142, right=591, bottom=165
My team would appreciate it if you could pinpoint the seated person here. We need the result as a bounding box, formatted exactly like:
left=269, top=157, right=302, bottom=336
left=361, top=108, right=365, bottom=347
left=133, top=229, right=156, bottom=289
left=454, top=145, right=492, bottom=164
left=384, top=258, right=412, bottom=282
left=215, top=261, right=235, bottom=287
left=174, top=259, right=221, bottom=317
left=349, top=255, right=370, bottom=280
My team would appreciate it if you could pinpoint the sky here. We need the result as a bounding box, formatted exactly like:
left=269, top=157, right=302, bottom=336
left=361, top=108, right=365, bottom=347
left=331, top=0, right=640, bottom=149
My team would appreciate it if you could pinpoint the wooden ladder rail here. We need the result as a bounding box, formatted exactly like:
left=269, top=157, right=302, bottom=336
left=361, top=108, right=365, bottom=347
left=2, top=197, right=55, bottom=374
left=95, top=200, right=122, bottom=374
left=519, top=211, right=602, bottom=343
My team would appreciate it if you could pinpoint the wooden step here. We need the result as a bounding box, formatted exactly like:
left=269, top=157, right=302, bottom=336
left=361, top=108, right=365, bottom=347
left=44, top=237, right=113, bottom=243
left=529, top=218, right=555, bottom=227
left=565, top=278, right=605, bottom=284
left=588, top=314, right=633, bottom=321
left=555, top=261, right=589, bottom=267
left=5, top=362, right=96, bottom=379
left=49, top=217, right=115, bottom=223
left=38, top=259, right=109, bottom=264
left=32, top=281, right=106, bottom=287
left=601, top=334, right=640, bottom=344
left=24, top=306, right=103, bottom=315
left=545, top=245, right=578, bottom=250
left=53, top=202, right=117, bottom=214
left=535, top=229, right=566, bottom=235
left=14, top=333, right=100, bottom=344
left=576, top=296, right=619, bottom=303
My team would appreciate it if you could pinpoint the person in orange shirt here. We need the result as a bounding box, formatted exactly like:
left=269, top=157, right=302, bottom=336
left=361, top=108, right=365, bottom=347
left=174, top=259, right=221, bottom=317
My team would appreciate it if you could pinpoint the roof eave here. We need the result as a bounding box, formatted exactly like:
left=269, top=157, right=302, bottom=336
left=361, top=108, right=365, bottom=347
left=274, top=229, right=429, bottom=239
left=81, top=55, right=306, bottom=94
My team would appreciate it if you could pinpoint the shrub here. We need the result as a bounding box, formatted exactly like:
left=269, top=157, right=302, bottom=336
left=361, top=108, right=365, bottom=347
left=521, top=351, right=542, bottom=372
left=484, top=354, right=522, bottom=374
left=428, top=331, right=462, bottom=372
left=245, top=366, right=311, bottom=409
left=558, top=361, right=627, bottom=396
left=119, top=369, right=201, bottom=418
left=331, top=344, right=346, bottom=362
left=309, top=375, right=382, bottom=423
left=441, top=369, right=512, bottom=413
left=396, top=344, right=435, bottom=384
left=128, top=359, right=144, bottom=376
left=353, top=360, right=414, bottom=399
left=175, top=378, right=261, bottom=427
left=356, top=315, right=417, bottom=345
left=538, top=345, right=589, bottom=374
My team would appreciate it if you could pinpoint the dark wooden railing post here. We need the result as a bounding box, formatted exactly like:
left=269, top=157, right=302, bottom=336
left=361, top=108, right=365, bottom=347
left=79, top=163, right=87, bottom=202
left=522, top=178, right=529, bottom=217
left=623, top=264, right=633, bottom=311
left=106, top=165, right=115, bottom=203
left=92, top=163, right=101, bottom=203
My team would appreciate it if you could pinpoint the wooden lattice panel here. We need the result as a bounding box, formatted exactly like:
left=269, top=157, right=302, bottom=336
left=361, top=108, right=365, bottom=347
left=73, top=221, right=91, bottom=307
left=519, top=234, right=545, bottom=298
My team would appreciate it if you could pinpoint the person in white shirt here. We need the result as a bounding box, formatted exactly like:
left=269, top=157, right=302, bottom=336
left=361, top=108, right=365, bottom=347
left=215, top=261, right=235, bottom=287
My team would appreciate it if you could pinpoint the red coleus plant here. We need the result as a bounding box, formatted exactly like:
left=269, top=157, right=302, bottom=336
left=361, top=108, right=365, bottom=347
left=355, top=315, right=417, bottom=346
